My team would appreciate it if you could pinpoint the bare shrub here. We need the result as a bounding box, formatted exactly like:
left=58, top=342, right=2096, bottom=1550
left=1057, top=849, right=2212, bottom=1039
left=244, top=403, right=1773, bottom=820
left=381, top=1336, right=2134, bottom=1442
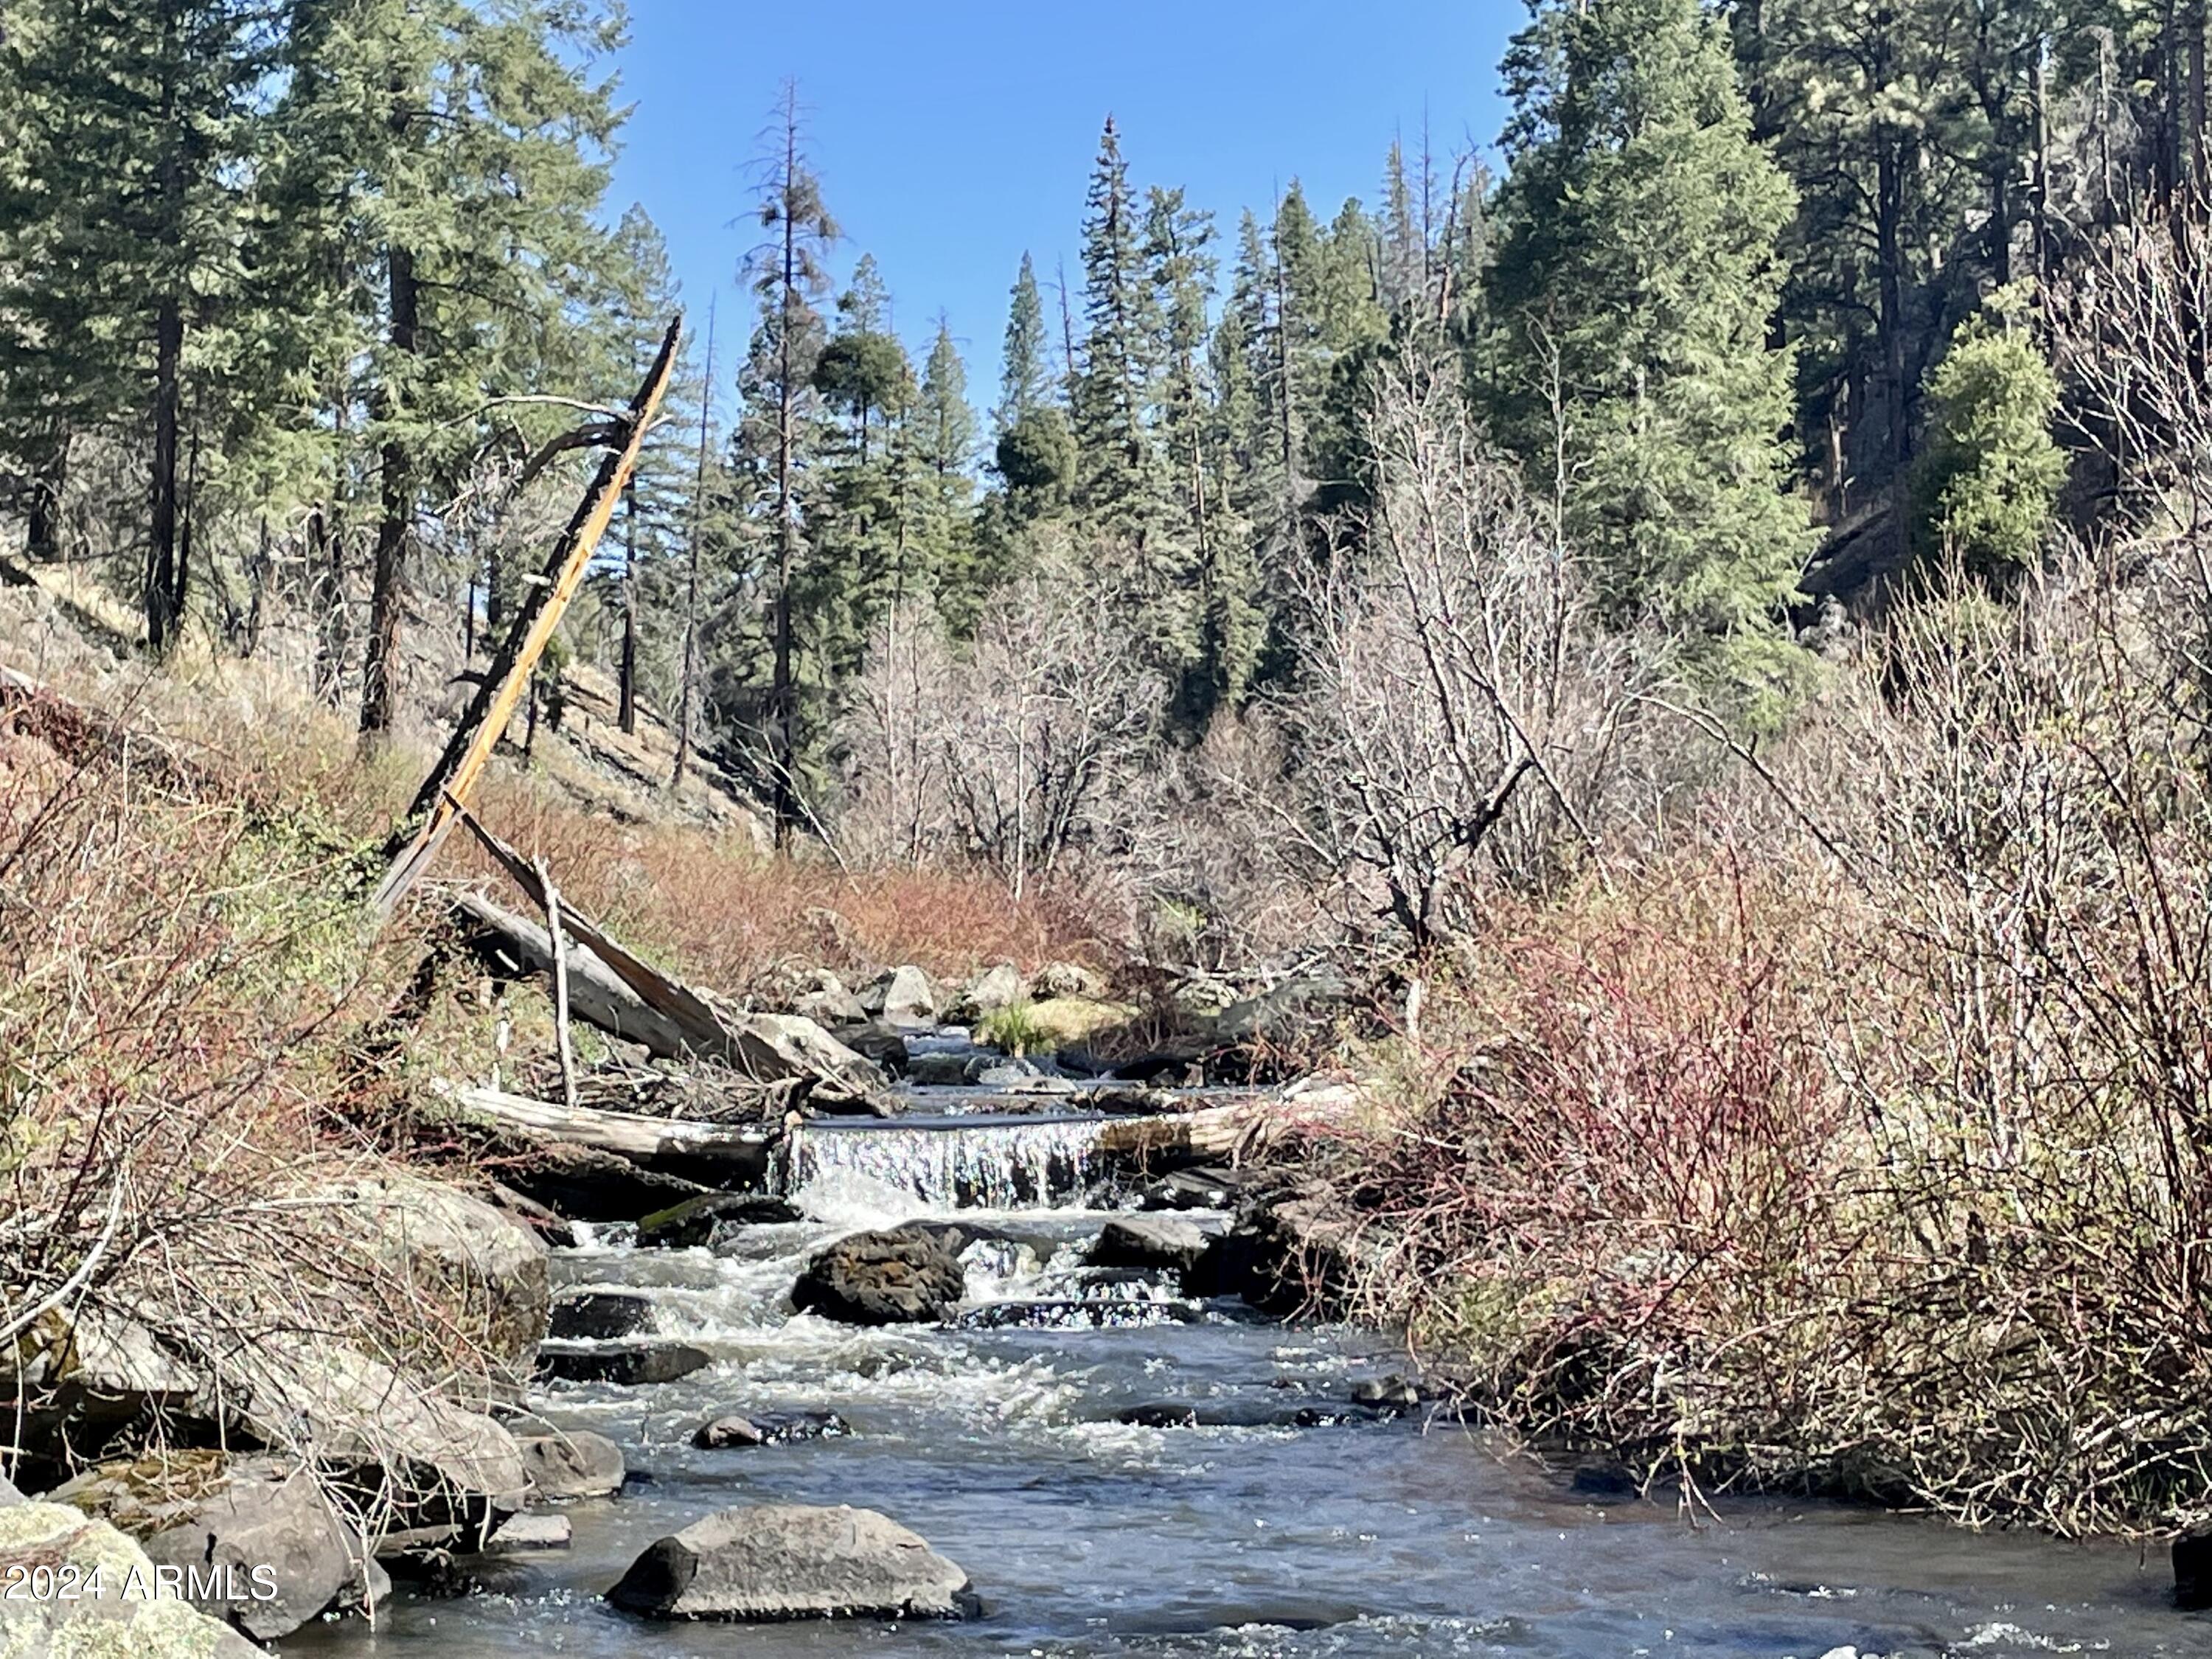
left=1278, top=366, right=1663, bottom=956
left=1330, top=561, right=2212, bottom=1535
left=832, top=574, right=1164, bottom=905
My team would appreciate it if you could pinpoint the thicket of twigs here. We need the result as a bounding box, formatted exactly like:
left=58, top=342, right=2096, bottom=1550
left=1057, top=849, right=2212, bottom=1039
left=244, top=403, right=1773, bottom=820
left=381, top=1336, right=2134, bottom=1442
left=1326, top=563, right=2212, bottom=1536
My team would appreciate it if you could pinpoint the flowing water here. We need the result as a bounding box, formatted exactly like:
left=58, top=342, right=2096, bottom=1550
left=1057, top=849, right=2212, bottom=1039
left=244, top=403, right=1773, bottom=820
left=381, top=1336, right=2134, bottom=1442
left=288, top=1039, right=2204, bottom=1659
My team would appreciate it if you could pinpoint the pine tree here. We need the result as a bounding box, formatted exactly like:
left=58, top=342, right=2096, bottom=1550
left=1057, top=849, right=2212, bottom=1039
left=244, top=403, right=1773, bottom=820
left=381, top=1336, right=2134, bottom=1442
left=917, top=317, right=978, bottom=586
left=1489, top=0, right=1816, bottom=713
left=1071, top=116, right=1165, bottom=535
left=996, top=252, right=1053, bottom=432
left=734, top=81, right=839, bottom=842
left=0, top=0, right=276, bottom=652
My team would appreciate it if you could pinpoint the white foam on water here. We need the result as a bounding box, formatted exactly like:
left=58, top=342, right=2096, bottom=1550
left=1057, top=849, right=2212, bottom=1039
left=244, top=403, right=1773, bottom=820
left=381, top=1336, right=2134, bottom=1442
left=785, top=1114, right=1116, bottom=1211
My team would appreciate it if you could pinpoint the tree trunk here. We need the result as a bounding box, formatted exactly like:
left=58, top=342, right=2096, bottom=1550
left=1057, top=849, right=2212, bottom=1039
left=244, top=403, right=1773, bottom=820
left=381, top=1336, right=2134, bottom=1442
left=147, top=4, right=184, bottom=656
left=769, top=119, right=801, bottom=847
left=618, top=477, right=639, bottom=735
left=361, top=244, right=419, bottom=738
left=674, top=296, right=717, bottom=790
left=25, top=433, right=64, bottom=563
left=1877, top=146, right=1910, bottom=470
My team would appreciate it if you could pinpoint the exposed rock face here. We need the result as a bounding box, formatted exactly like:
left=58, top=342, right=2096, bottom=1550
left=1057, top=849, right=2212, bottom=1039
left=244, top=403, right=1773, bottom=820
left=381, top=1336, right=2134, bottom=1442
left=6, top=1307, right=200, bottom=1464
left=1088, top=1215, right=1209, bottom=1274
left=535, top=1340, right=710, bottom=1386
left=636, top=1193, right=802, bottom=1249
left=605, top=1503, right=974, bottom=1621
left=791, top=1226, right=966, bottom=1326
left=0, top=1500, right=265, bottom=1657
left=858, top=965, right=937, bottom=1028
left=140, top=1458, right=386, bottom=1641
left=549, top=1291, right=655, bottom=1340
left=691, top=1409, right=849, bottom=1449
left=518, top=1430, right=625, bottom=1500
left=953, top=963, right=1024, bottom=1020
left=323, top=1174, right=552, bottom=1370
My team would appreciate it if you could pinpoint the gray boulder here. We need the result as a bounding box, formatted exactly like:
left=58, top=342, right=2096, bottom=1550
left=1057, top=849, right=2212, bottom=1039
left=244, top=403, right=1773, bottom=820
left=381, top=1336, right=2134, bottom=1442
left=953, top=962, right=1024, bottom=1020
left=905, top=1049, right=978, bottom=1086
left=0, top=1501, right=265, bottom=1657
left=324, top=1174, right=552, bottom=1372
left=487, top=1510, right=571, bottom=1551
left=549, top=1290, right=655, bottom=1340
left=833, top=1020, right=911, bottom=1076
left=791, top=1226, right=966, bottom=1325
left=788, top=969, right=866, bottom=1029
left=518, top=1429, right=625, bottom=1500
left=535, top=1340, right=710, bottom=1386
left=1087, top=1215, right=1209, bottom=1273
left=1214, top=973, right=1350, bottom=1046
left=605, top=1503, right=974, bottom=1620
left=141, top=1458, right=386, bottom=1641
left=1035, top=959, right=1105, bottom=999
left=858, top=964, right=937, bottom=1028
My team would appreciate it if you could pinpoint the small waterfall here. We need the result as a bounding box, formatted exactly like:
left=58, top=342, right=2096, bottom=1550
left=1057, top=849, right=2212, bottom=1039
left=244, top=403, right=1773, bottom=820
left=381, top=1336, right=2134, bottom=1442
left=782, top=1114, right=1118, bottom=1211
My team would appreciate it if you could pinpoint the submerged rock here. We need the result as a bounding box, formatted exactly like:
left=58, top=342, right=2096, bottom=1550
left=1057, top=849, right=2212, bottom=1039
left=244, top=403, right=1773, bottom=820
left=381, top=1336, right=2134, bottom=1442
left=518, top=1429, right=625, bottom=1500
left=791, top=1225, right=966, bottom=1325
left=605, top=1502, right=975, bottom=1621
left=691, top=1409, right=850, bottom=1449
left=549, top=1290, right=655, bottom=1340
left=535, top=1340, right=710, bottom=1386
left=1088, top=1215, right=1209, bottom=1273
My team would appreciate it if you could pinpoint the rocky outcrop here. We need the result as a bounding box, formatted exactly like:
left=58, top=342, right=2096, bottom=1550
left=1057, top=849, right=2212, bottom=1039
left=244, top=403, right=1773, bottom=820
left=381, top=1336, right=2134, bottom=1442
left=0, top=1501, right=265, bottom=1656
left=691, top=1409, right=849, bottom=1449
left=1087, top=1215, right=1210, bottom=1273
left=535, top=1340, right=710, bottom=1386
left=605, top=1503, right=975, bottom=1621
left=791, top=1225, right=966, bottom=1326
left=495, top=1141, right=719, bottom=1223
left=1214, top=973, right=1349, bottom=1046
left=518, top=1430, right=625, bottom=1500
left=858, top=964, right=937, bottom=1028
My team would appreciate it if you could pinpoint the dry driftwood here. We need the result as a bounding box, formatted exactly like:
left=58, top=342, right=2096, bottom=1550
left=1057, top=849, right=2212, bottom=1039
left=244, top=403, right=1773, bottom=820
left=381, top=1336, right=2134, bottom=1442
left=1096, top=1085, right=1360, bottom=1166
left=451, top=890, right=880, bottom=1102
left=372, top=316, right=683, bottom=922
left=447, top=1085, right=773, bottom=1188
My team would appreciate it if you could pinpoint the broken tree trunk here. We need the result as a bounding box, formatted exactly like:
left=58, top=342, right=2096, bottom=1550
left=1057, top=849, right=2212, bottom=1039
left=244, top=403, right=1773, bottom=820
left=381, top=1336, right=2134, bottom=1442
left=445, top=1084, right=773, bottom=1189
left=451, top=891, right=882, bottom=1103
left=370, top=316, right=683, bottom=922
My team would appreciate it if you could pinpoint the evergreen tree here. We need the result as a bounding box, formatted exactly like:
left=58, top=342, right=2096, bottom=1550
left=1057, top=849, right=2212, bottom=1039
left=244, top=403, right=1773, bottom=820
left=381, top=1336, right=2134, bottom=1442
left=1071, top=116, right=1165, bottom=535
left=0, top=0, right=277, bottom=651
left=1910, top=285, right=2065, bottom=578
left=1488, top=0, right=1816, bottom=712
left=996, top=252, right=1054, bottom=432
left=917, top=316, right=978, bottom=599
left=737, top=80, right=838, bottom=842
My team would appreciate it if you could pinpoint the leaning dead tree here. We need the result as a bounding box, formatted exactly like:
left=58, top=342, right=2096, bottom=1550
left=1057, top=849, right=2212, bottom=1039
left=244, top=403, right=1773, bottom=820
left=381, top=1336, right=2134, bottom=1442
left=371, top=316, right=683, bottom=921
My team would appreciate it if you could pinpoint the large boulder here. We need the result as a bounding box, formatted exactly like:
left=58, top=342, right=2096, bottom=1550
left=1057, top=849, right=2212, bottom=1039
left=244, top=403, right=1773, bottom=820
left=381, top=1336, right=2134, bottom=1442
left=549, top=1291, right=655, bottom=1340
left=787, top=969, right=866, bottom=1030
left=951, top=963, right=1025, bottom=1020
left=791, top=1226, right=966, bottom=1326
left=1214, top=973, right=1350, bottom=1047
left=858, top=965, right=937, bottom=1029
left=605, top=1503, right=974, bottom=1621
left=322, top=1174, right=551, bottom=1372
left=1087, top=1216, right=1209, bottom=1274
left=535, top=1340, right=710, bottom=1386
left=4, top=1306, right=200, bottom=1464
left=518, top=1430, right=625, bottom=1500
left=1035, top=960, right=1105, bottom=1000
left=1183, top=1188, right=1352, bottom=1315
left=0, top=1501, right=264, bottom=1657
left=216, top=1337, right=527, bottom=1542
left=140, top=1458, right=386, bottom=1641
left=637, top=1194, right=801, bottom=1250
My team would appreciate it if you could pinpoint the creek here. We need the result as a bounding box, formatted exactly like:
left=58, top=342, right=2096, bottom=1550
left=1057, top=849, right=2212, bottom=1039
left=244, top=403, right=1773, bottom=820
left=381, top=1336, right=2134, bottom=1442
left=288, top=1033, right=2199, bottom=1658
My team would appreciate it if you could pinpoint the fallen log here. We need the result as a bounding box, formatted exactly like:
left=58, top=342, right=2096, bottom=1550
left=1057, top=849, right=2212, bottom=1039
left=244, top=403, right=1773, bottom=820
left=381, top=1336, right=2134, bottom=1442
left=372, top=316, right=682, bottom=922
left=1096, top=1085, right=1360, bottom=1166
left=445, top=1084, right=774, bottom=1190
left=451, top=891, right=882, bottom=1102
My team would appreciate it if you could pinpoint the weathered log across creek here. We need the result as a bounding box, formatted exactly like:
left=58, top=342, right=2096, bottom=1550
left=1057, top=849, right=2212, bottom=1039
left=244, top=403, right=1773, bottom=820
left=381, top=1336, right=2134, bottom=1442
left=281, top=1026, right=2199, bottom=1658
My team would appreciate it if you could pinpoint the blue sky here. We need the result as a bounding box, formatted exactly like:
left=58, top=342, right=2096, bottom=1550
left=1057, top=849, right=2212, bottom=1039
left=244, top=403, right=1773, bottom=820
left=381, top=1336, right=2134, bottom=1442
left=604, top=1, right=1521, bottom=424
